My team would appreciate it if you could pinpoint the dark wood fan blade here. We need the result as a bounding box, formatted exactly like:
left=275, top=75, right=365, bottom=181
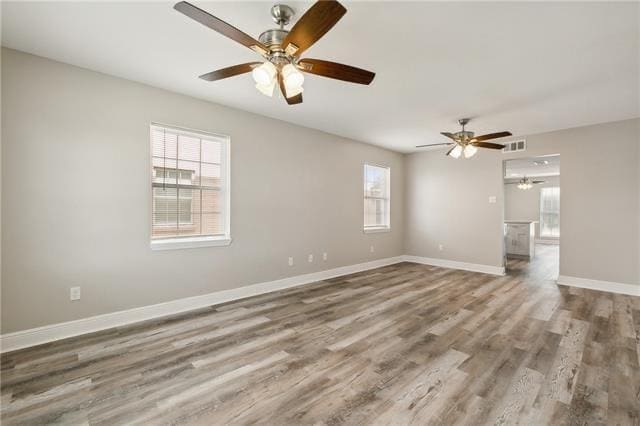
left=533, top=180, right=546, bottom=184
left=445, top=145, right=457, bottom=156
left=472, top=131, right=512, bottom=142
left=278, top=73, right=303, bottom=105
left=281, top=0, right=346, bottom=56
left=298, top=59, right=374, bottom=85
left=472, top=141, right=505, bottom=150
left=415, top=143, right=453, bottom=148
left=286, top=93, right=303, bottom=105
left=441, top=132, right=458, bottom=141
left=199, top=62, right=261, bottom=81
left=174, top=2, right=268, bottom=55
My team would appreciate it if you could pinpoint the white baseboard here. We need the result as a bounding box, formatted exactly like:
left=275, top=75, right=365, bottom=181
left=402, top=255, right=505, bottom=276
left=0, top=256, right=404, bottom=353
left=7, top=256, right=635, bottom=353
left=556, top=275, right=640, bottom=296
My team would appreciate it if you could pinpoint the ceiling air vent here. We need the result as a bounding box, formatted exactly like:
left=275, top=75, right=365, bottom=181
left=503, top=139, right=526, bottom=153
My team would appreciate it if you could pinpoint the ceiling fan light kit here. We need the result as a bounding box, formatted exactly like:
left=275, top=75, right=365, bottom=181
left=174, top=0, right=375, bottom=105
left=509, top=176, right=545, bottom=190
left=517, top=182, right=533, bottom=190
left=416, top=118, right=513, bottom=159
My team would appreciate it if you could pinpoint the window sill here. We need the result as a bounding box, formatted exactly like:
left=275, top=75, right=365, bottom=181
left=150, top=236, right=232, bottom=251
left=363, top=227, right=391, bottom=234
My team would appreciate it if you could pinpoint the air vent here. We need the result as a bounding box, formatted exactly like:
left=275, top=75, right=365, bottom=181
left=503, top=139, right=526, bottom=153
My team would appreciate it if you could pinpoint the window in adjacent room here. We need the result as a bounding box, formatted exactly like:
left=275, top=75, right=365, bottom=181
left=363, top=163, right=390, bottom=232
left=540, top=186, right=560, bottom=238
left=150, top=124, right=230, bottom=249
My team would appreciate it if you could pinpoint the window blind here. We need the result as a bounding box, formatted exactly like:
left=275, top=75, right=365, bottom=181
left=540, top=186, right=560, bottom=238
left=364, top=164, right=390, bottom=229
left=150, top=124, right=229, bottom=240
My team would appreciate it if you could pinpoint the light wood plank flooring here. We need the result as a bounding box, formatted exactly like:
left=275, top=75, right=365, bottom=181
left=2, top=249, right=639, bottom=425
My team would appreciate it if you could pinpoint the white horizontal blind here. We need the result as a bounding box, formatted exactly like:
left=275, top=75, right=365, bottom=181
left=150, top=124, right=229, bottom=240
left=540, top=187, right=560, bottom=238
left=364, top=164, right=390, bottom=229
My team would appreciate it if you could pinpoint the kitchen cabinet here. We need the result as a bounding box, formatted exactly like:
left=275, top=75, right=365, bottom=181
left=505, top=221, right=536, bottom=258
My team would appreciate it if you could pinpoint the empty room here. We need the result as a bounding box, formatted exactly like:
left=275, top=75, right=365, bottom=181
left=1, top=1, right=638, bottom=425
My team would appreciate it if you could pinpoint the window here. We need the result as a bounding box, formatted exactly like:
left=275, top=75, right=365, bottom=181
left=363, top=164, right=390, bottom=232
left=153, top=169, right=194, bottom=225
left=150, top=124, right=230, bottom=249
left=540, top=187, right=560, bottom=238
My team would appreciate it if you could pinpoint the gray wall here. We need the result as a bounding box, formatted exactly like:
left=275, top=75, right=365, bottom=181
left=405, top=118, right=640, bottom=287
left=404, top=148, right=505, bottom=267
left=504, top=175, right=560, bottom=239
left=1, top=49, right=405, bottom=333
left=2, top=47, right=639, bottom=334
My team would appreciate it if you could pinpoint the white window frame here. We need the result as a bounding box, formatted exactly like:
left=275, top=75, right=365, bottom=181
left=363, top=163, right=391, bottom=233
left=149, top=123, right=231, bottom=250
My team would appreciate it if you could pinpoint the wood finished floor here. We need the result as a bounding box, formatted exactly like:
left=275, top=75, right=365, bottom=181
left=2, top=245, right=639, bottom=425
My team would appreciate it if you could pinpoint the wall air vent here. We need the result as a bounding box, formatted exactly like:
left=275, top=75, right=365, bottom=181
left=503, top=139, right=526, bottom=153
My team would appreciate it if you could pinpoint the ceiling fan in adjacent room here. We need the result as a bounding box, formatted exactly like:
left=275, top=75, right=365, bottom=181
left=506, top=176, right=546, bottom=190
left=174, top=0, right=376, bottom=105
left=416, top=118, right=512, bottom=158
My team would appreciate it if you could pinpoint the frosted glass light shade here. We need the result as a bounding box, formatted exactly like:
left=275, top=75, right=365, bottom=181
left=449, top=145, right=463, bottom=159
left=282, top=64, right=304, bottom=89
left=463, top=145, right=478, bottom=158
left=252, top=62, right=276, bottom=86
left=284, top=85, right=303, bottom=98
left=255, top=80, right=276, bottom=97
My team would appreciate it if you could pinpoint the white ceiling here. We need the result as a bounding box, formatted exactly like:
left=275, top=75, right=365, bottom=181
left=2, top=1, right=638, bottom=153
left=505, top=154, right=560, bottom=178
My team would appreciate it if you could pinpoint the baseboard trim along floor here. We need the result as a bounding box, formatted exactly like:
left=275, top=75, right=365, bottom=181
left=557, top=275, right=640, bottom=296
left=403, top=255, right=506, bottom=276
left=0, top=256, right=403, bottom=353
left=4, top=256, right=635, bottom=353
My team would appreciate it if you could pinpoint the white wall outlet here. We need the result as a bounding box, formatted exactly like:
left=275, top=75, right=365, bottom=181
left=308, top=254, right=313, bottom=263
left=322, top=252, right=327, bottom=261
left=370, top=245, right=375, bottom=253
left=488, top=196, right=497, bottom=204
left=70, top=286, right=81, bottom=301
left=288, top=257, right=294, bottom=266
left=438, top=244, right=444, bottom=251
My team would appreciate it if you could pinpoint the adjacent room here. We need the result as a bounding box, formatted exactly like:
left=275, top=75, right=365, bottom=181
left=503, top=154, right=560, bottom=281
left=1, top=1, right=639, bottom=425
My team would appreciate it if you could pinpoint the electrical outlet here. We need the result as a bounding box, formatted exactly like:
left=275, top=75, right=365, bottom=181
left=438, top=244, right=444, bottom=251
left=308, top=254, right=313, bottom=263
left=322, top=252, right=327, bottom=261
left=370, top=245, right=375, bottom=253
left=70, top=286, right=81, bottom=301
left=488, top=196, right=497, bottom=204
left=288, top=257, right=294, bottom=266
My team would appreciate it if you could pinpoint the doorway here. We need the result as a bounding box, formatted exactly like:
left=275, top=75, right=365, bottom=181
left=502, top=155, right=560, bottom=280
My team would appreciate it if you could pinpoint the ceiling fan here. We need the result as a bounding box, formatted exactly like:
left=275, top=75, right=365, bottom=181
left=174, top=0, right=376, bottom=105
left=506, top=176, right=546, bottom=190
left=416, top=118, right=512, bottom=159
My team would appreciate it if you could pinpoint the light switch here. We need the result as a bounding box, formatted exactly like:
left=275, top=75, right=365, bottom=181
left=488, top=196, right=497, bottom=204
left=70, top=287, right=81, bottom=301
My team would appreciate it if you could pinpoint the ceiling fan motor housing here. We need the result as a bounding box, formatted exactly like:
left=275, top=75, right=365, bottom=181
left=455, top=130, right=475, bottom=142
left=259, top=28, right=289, bottom=49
